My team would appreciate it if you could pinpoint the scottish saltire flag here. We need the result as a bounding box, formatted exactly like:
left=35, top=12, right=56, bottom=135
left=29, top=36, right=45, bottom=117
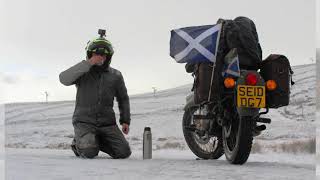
left=170, top=24, right=222, bottom=64
left=222, top=53, right=240, bottom=77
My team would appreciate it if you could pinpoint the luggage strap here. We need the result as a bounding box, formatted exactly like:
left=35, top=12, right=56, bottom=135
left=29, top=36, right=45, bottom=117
left=208, top=63, right=216, bottom=101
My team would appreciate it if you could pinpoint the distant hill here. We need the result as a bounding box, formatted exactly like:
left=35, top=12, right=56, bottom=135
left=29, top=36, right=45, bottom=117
left=317, top=48, right=320, bottom=109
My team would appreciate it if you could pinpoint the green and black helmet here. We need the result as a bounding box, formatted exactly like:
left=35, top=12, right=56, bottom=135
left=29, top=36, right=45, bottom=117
left=85, top=30, right=114, bottom=60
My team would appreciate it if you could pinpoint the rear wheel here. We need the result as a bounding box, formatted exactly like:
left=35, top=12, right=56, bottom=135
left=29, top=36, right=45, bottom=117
left=182, top=107, right=224, bottom=159
left=222, top=113, right=254, bottom=164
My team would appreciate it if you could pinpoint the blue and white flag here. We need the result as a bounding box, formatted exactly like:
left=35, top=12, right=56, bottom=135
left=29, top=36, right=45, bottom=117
left=170, top=24, right=222, bottom=64
left=222, top=49, right=240, bottom=77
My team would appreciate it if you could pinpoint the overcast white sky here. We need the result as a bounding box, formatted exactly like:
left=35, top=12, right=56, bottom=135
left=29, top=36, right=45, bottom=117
left=0, top=0, right=317, bottom=103
left=317, top=0, right=320, bottom=48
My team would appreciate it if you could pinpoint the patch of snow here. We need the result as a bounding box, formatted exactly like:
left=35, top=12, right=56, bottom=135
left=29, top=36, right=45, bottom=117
left=5, top=148, right=315, bottom=180
left=0, top=104, right=4, bottom=180
left=317, top=111, right=320, bottom=179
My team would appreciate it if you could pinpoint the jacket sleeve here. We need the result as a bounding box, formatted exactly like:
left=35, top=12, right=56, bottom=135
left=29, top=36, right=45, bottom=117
left=115, top=73, right=131, bottom=125
left=59, top=60, right=92, bottom=86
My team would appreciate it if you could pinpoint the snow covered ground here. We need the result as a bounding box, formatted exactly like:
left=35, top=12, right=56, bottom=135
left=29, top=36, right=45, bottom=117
left=1, top=104, right=4, bottom=180
left=5, top=148, right=315, bottom=180
left=317, top=112, right=320, bottom=179
left=4, top=64, right=317, bottom=179
left=4, top=64, right=316, bottom=152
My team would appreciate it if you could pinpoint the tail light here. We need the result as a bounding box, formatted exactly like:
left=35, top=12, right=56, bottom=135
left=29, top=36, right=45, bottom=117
left=266, top=80, right=277, bottom=91
left=224, top=77, right=235, bottom=88
left=246, top=73, right=257, bottom=86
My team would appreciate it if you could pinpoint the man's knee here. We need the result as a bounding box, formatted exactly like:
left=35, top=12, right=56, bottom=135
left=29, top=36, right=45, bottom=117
left=78, top=147, right=99, bottom=158
left=113, top=145, right=131, bottom=159
left=76, top=133, right=99, bottom=158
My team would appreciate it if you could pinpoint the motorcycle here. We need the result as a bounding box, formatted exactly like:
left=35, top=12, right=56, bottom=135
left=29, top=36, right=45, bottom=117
left=182, top=68, right=276, bottom=164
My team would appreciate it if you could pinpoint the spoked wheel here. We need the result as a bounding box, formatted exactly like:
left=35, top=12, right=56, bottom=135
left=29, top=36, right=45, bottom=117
left=182, top=107, right=224, bottom=159
left=222, top=111, right=254, bottom=165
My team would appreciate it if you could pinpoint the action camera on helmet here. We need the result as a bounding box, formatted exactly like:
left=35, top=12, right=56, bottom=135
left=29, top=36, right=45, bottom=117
left=98, top=29, right=106, bottom=38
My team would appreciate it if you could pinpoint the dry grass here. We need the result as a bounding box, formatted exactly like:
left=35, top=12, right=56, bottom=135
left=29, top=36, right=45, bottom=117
left=251, top=138, right=315, bottom=154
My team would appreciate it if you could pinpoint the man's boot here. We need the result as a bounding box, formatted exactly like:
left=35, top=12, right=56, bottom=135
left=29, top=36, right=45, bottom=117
left=71, top=139, right=79, bottom=157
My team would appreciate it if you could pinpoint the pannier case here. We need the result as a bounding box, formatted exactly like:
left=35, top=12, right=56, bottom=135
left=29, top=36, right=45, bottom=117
left=260, top=54, right=294, bottom=108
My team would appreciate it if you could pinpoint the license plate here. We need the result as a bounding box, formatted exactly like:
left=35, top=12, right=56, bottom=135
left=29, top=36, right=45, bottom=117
left=237, top=85, right=266, bottom=108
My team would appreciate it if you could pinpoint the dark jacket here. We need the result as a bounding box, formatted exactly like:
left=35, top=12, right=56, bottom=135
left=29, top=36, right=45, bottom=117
left=59, top=60, right=131, bottom=126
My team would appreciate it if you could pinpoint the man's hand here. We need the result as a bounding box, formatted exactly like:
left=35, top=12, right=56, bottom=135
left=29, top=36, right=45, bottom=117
left=88, top=53, right=106, bottom=66
left=122, top=123, right=129, bottom=135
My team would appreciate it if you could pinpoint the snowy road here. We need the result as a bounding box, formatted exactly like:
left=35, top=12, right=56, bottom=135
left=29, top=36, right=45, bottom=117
left=5, top=148, right=315, bottom=180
